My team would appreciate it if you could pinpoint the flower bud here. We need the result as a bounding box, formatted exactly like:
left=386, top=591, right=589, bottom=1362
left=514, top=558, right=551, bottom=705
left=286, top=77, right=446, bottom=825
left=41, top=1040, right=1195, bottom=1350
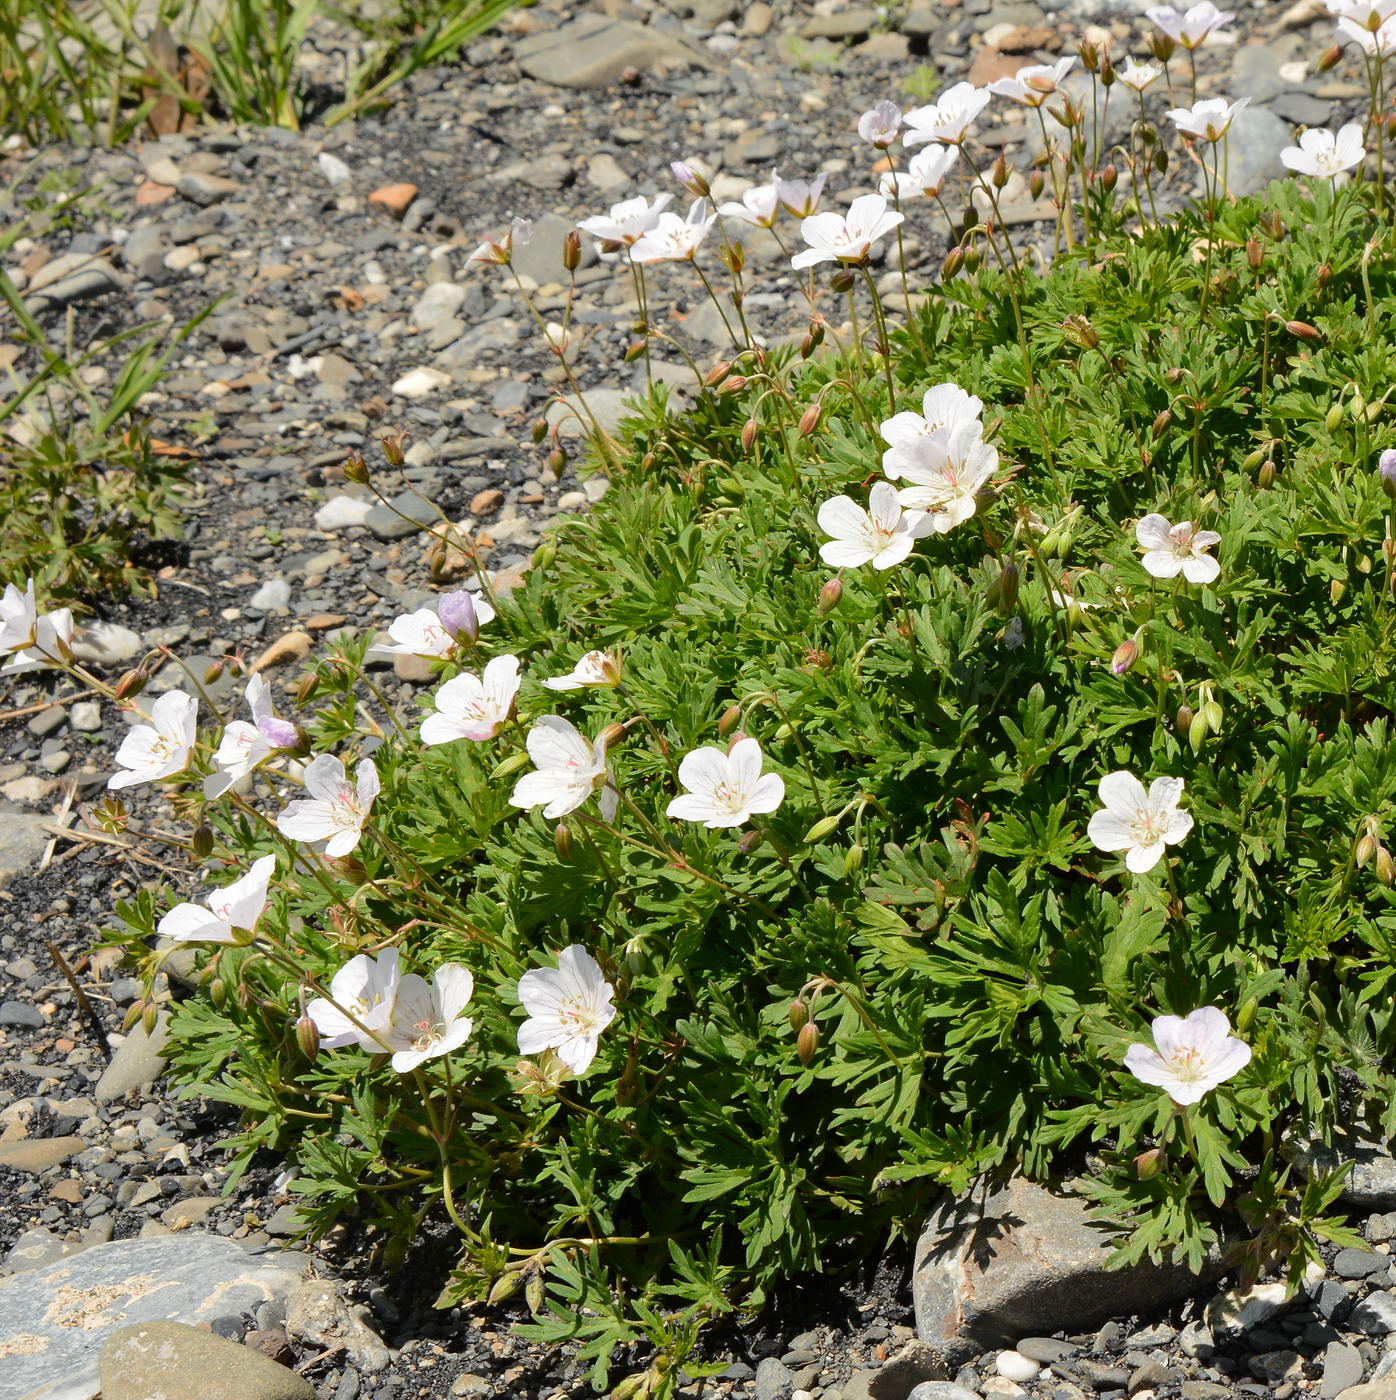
left=1351, top=390, right=1368, bottom=421
left=799, top=403, right=822, bottom=437
left=737, top=829, right=764, bottom=855
left=1100, top=52, right=1116, bottom=85
left=995, top=561, right=1019, bottom=612
left=1325, top=402, right=1345, bottom=434
left=548, top=447, right=567, bottom=479
left=1378, top=846, right=1396, bottom=887
left=830, top=268, right=857, bottom=293
left=525, top=1270, right=545, bottom=1316
left=1258, top=460, right=1276, bottom=489
left=703, top=359, right=733, bottom=388
left=1387, top=113, right=1396, bottom=140
left=1331, top=578, right=1346, bottom=605
left=114, top=667, right=147, bottom=701
left=295, top=1013, right=320, bottom=1060
left=209, top=977, right=228, bottom=1009
left=1147, top=409, right=1171, bottom=441
left=1379, top=449, right=1396, bottom=499
left=717, top=704, right=742, bottom=737
left=1061, top=314, right=1099, bottom=350
left=1176, top=704, right=1193, bottom=734
left=1079, top=35, right=1099, bottom=69
left=1286, top=320, right=1322, bottom=342
left=380, top=430, right=408, bottom=468
left=599, top=722, right=627, bottom=748
left=142, top=1002, right=159, bottom=1037
left=295, top=672, right=319, bottom=707
left=717, top=375, right=747, bottom=397
left=1188, top=707, right=1210, bottom=753
left=1356, top=832, right=1378, bottom=867
left=723, top=241, right=746, bottom=276
left=191, top=824, right=214, bottom=860
left=488, top=1270, right=523, bottom=1305
left=963, top=244, right=982, bottom=273
left=1318, top=42, right=1344, bottom=70
left=1150, top=31, right=1175, bottom=60
left=1259, top=209, right=1285, bottom=240
left=991, top=154, right=1010, bottom=188
left=1153, top=146, right=1168, bottom=174
left=1164, top=366, right=1183, bottom=384
left=1100, top=163, right=1117, bottom=192
left=438, top=590, right=480, bottom=644
left=342, top=450, right=371, bottom=484
left=563, top=229, right=581, bottom=272
left=789, top=998, right=809, bottom=1032
left=670, top=160, right=711, bottom=197
left=1110, top=639, right=1138, bottom=675
left=843, top=842, right=865, bottom=876
left=741, top=418, right=758, bottom=453
left=122, top=1000, right=145, bottom=1033
left=1135, top=1147, right=1165, bottom=1180
left=1246, top=237, right=1263, bottom=270
left=803, top=815, right=840, bottom=843
left=624, top=338, right=647, bottom=362
left=796, top=1021, right=819, bottom=1066
left=799, top=332, right=817, bottom=359
left=817, top=578, right=843, bottom=614
left=1203, top=698, right=1223, bottom=731
left=1029, top=169, right=1045, bottom=199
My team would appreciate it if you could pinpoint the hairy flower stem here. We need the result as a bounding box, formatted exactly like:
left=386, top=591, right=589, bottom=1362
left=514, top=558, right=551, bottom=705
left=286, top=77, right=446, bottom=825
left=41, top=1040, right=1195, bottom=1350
left=154, top=647, right=231, bottom=727
left=744, top=691, right=824, bottom=809
left=615, top=683, right=680, bottom=781
left=884, top=162, right=914, bottom=318
left=1186, top=48, right=1198, bottom=105
left=857, top=264, right=899, bottom=411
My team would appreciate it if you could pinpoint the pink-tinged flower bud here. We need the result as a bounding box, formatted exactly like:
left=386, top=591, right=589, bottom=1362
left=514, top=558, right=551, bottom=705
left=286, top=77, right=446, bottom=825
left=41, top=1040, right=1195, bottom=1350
left=797, top=1021, right=819, bottom=1066
left=1379, top=449, right=1396, bottom=500
left=1317, top=262, right=1332, bottom=287
left=1318, top=42, right=1343, bottom=70
left=703, top=359, right=733, bottom=388
left=806, top=320, right=825, bottom=350
left=1029, top=169, right=1045, bottom=199
left=718, top=704, right=742, bottom=736
left=624, top=338, right=647, bottom=362
left=1258, top=461, right=1277, bottom=488
left=113, top=667, right=146, bottom=701
left=799, top=403, right=822, bottom=437
left=738, top=829, right=764, bottom=854
left=380, top=430, right=408, bottom=467
left=599, top=721, right=627, bottom=748
left=1135, top=1148, right=1164, bottom=1180
left=1246, top=238, right=1263, bottom=270
left=1100, top=163, right=1118, bottom=192
left=1378, top=847, right=1396, bottom=887
left=295, top=1013, right=320, bottom=1060
left=202, top=658, right=225, bottom=686
left=1286, top=320, right=1322, bottom=342
left=1387, top=113, right=1396, bottom=140
left=670, top=160, right=711, bottom=197
left=991, top=154, right=1010, bottom=189
left=727, top=729, right=748, bottom=749
left=1356, top=832, right=1378, bottom=867
left=1110, top=639, right=1138, bottom=675
left=817, top=578, right=843, bottom=614
left=789, top=998, right=809, bottom=1032
left=295, top=673, right=319, bottom=706
left=548, top=447, right=567, bottom=480
left=741, top=418, right=758, bottom=453
left=554, top=822, right=574, bottom=861
left=717, top=375, right=747, bottom=396
left=563, top=229, right=581, bottom=272
left=531, top=418, right=549, bottom=445
left=942, top=247, right=965, bottom=280
left=343, top=451, right=370, bottom=484
left=438, top=589, right=480, bottom=644
left=122, top=1000, right=145, bottom=1033
left=830, top=268, right=857, bottom=293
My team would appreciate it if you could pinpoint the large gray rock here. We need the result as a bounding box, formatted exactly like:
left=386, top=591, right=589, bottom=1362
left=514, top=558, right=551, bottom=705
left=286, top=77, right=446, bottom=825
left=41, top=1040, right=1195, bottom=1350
left=98, top=1320, right=312, bottom=1400
left=94, top=1010, right=171, bottom=1104
left=913, top=1178, right=1219, bottom=1367
left=0, top=809, right=50, bottom=890
left=1290, top=1136, right=1396, bottom=1211
left=1222, top=105, right=1291, bottom=197
left=512, top=212, right=596, bottom=286
left=0, top=1234, right=305, bottom=1400
left=515, top=14, right=707, bottom=88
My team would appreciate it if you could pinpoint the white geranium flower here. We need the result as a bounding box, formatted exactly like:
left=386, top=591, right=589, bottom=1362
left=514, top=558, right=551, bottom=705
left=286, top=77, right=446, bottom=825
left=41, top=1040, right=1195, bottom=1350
left=1281, top=123, right=1365, bottom=179
left=880, top=382, right=984, bottom=468
left=858, top=100, right=903, bottom=148
left=1087, top=771, right=1193, bottom=873
left=158, top=854, right=276, bottom=946
left=889, top=421, right=998, bottom=534
left=383, top=963, right=475, bottom=1073
left=791, top=193, right=903, bottom=270
left=666, top=737, right=785, bottom=829
left=577, top=193, right=672, bottom=246
left=1117, top=57, right=1164, bottom=92
left=1, top=607, right=75, bottom=675
left=517, top=944, right=617, bottom=1074
left=108, top=690, right=198, bottom=791
left=205, top=675, right=299, bottom=799
left=420, top=655, right=521, bottom=745
left=510, top=716, right=612, bottom=819
left=878, top=145, right=961, bottom=201
left=818, top=481, right=926, bottom=570
left=628, top=199, right=717, bottom=263
left=1338, top=13, right=1396, bottom=50
left=903, top=83, right=993, bottom=146
left=276, top=754, right=379, bottom=857
left=987, top=57, right=1078, bottom=107
left=371, top=591, right=496, bottom=661
left=1146, top=1, right=1235, bottom=47
left=718, top=181, right=782, bottom=228
left=1167, top=96, right=1249, bottom=142
left=1329, top=0, right=1396, bottom=25
left=1124, top=1007, right=1252, bottom=1105
left=774, top=170, right=828, bottom=218
left=544, top=649, right=623, bottom=691
left=307, top=949, right=401, bottom=1051
left=1135, top=513, right=1221, bottom=584
left=0, top=579, right=38, bottom=653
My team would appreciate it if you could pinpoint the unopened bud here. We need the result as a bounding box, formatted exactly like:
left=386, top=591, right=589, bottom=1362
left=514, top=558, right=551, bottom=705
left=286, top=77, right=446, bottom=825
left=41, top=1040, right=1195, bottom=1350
left=942, top=246, right=965, bottom=280
left=191, top=825, right=214, bottom=860
left=296, top=672, right=319, bottom=706
left=548, top=447, right=567, bottom=479
left=1241, top=446, right=1268, bottom=472
left=1246, top=237, right=1263, bottom=270
left=114, top=667, right=147, bottom=701
left=599, top=722, right=627, bottom=748
left=1380, top=448, right=1396, bottom=499
left=741, top=418, right=758, bottom=453
left=843, top=842, right=865, bottom=876
left=1100, top=52, right=1116, bottom=85
left=525, top=1270, right=545, bottom=1316
left=1061, top=314, right=1099, bottom=350
left=1110, top=639, right=1138, bottom=675
left=1387, top=113, right=1396, bottom=139
left=799, top=332, right=817, bottom=359
left=1325, top=402, right=1345, bottom=433
left=995, top=561, right=1019, bottom=612
left=1100, top=162, right=1117, bottom=192
left=1189, top=707, right=1210, bottom=753
left=1029, top=169, right=1045, bottom=199
left=1357, top=832, right=1378, bottom=867
left=209, top=977, right=228, bottom=1009
left=562, top=229, right=581, bottom=271
left=1176, top=703, right=1194, bottom=734
left=737, top=829, right=764, bottom=854
left=718, top=704, right=742, bottom=736
left=295, top=1013, right=320, bottom=1060
left=817, top=577, right=843, bottom=614
left=803, top=815, right=840, bottom=843
left=1351, top=391, right=1367, bottom=420
left=963, top=244, right=982, bottom=273
left=703, top=359, right=733, bottom=388
left=1153, top=146, right=1168, bottom=174
left=1151, top=409, right=1171, bottom=440
left=991, top=154, right=1010, bottom=188
left=1135, top=1147, right=1165, bottom=1180
left=380, top=430, right=407, bottom=467
left=796, top=1021, right=819, bottom=1066
left=723, top=241, right=746, bottom=275
left=203, top=659, right=226, bottom=687
left=488, top=1271, right=523, bottom=1305
left=1286, top=320, right=1322, bottom=342
left=343, top=451, right=370, bottom=484
left=1164, top=366, right=1183, bottom=384
left=554, top=823, right=574, bottom=861
left=1318, top=41, right=1343, bottom=70
left=830, top=268, right=857, bottom=293
left=799, top=403, right=822, bottom=437
left=1150, top=31, right=1175, bottom=60
left=625, top=337, right=647, bottom=362
left=789, top=999, right=809, bottom=1032
left=1203, top=698, right=1224, bottom=731
left=1331, top=577, right=1347, bottom=605
left=142, top=1002, right=159, bottom=1037
left=1378, top=847, right=1396, bottom=887
left=1258, top=460, right=1276, bottom=488
left=1259, top=209, right=1285, bottom=240
left=1079, top=36, right=1099, bottom=69
left=717, top=375, right=747, bottom=396
left=670, top=159, right=711, bottom=197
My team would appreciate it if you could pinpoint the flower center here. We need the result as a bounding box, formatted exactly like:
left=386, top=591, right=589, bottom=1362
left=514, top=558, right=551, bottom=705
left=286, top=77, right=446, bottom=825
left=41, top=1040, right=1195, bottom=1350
left=410, top=1016, right=445, bottom=1051
left=557, top=994, right=604, bottom=1036
left=1167, top=1046, right=1204, bottom=1080
left=1130, top=812, right=1167, bottom=846
left=709, top=780, right=748, bottom=815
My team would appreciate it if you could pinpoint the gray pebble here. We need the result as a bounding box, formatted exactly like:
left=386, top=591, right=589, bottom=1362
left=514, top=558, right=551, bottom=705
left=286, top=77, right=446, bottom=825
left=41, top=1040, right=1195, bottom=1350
left=0, top=1001, right=45, bottom=1029
left=1320, top=1341, right=1364, bottom=1397
left=1337, top=1248, right=1391, bottom=1279
left=1351, top=1290, right=1396, bottom=1335
left=1018, top=1338, right=1080, bottom=1363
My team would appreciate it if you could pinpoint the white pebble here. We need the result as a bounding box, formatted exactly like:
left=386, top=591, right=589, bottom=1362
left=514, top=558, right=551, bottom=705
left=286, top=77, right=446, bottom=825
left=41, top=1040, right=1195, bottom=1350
left=392, top=366, right=452, bottom=398
left=314, top=496, right=373, bottom=532
left=995, top=1350, right=1040, bottom=1382
left=317, top=151, right=352, bottom=185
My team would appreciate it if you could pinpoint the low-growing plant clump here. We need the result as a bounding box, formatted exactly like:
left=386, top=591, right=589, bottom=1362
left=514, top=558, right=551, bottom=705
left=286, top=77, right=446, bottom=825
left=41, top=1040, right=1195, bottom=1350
left=12, top=3, right=1396, bottom=1389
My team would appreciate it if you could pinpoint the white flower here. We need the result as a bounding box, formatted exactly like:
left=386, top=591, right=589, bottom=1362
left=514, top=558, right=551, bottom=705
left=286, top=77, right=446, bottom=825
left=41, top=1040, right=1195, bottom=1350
left=510, top=716, right=612, bottom=819
left=0, top=579, right=37, bottom=654
left=666, top=738, right=785, bottom=829
left=383, top=963, right=475, bottom=1073
left=629, top=198, right=717, bottom=263
left=544, top=649, right=623, bottom=691
left=1117, top=57, right=1164, bottom=92
left=371, top=592, right=495, bottom=660
left=1329, top=0, right=1396, bottom=26
left=205, top=675, right=299, bottom=799
left=307, top=949, right=401, bottom=1052
left=718, top=181, right=782, bottom=227
left=878, top=145, right=961, bottom=201
left=576, top=193, right=672, bottom=246
left=774, top=170, right=828, bottom=217
left=158, top=854, right=276, bottom=946
left=1166, top=96, right=1249, bottom=142
left=818, top=481, right=926, bottom=570
left=1146, top=2, right=1235, bottom=47
left=108, top=690, right=198, bottom=791
left=1124, top=1007, right=1252, bottom=1105
left=889, top=421, right=999, bottom=534
left=467, top=218, right=532, bottom=267
left=420, top=655, right=521, bottom=745
left=880, top=381, right=984, bottom=469
left=276, top=754, right=380, bottom=857
left=987, top=57, right=1078, bottom=107
left=903, top=83, right=993, bottom=146
left=791, top=193, right=903, bottom=270
left=1, top=607, right=75, bottom=675
left=517, top=944, right=617, bottom=1074
left=1281, top=123, right=1365, bottom=179
left=858, top=100, right=903, bottom=148
left=1338, top=12, right=1396, bottom=48
left=1087, top=771, right=1193, bottom=874
left=1135, top=513, right=1221, bottom=584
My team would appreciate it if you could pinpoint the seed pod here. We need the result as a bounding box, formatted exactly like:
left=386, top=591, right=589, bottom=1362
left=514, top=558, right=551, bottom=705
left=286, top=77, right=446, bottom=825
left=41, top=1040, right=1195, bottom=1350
left=554, top=822, right=574, bottom=862
left=718, top=704, right=742, bottom=736
left=1356, top=832, right=1378, bottom=867
left=191, top=825, right=214, bottom=860
left=1189, top=707, right=1210, bottom=753
left=295, top=1013, right=320, bottom=1060
left=563, top=229, right=581, bottom=271
left=1110, top=639, right=1138, bottom=675
left=796, top=1021, right=820, bottom=1066
left=525, top=1271, right=545, bottom=1316
left=1176, top=703, right=1194, bottom=734
left=114, top=667, right=147, bottom=701
left=1135, top=1148, right=1164, bottom=1180
left=1287, top=320, right=1322, bottom=342
left=789, top=998, right=809, bottom=1032
left=1258, top=460, right=1276, bottom=488
left=803, top=815, right=840, bottom=843
left=996, top=561, right=1019, bottom=612
left=741, top=418, right=758, bottom=453
left=1151, top=409, right=1171, bottom=440
left=1378, top=846, right=1396, bottom=887
left=547, top=447, right=567, bottom=479
left=942, top=246, right=965, bottom=280
left=798, top=403, right=822, bottom=437
left=817, top=578, right=843, bottom=614
left=488, top=1270, right=523, bottom=1305
left=703, top=359, right=733, bottom=388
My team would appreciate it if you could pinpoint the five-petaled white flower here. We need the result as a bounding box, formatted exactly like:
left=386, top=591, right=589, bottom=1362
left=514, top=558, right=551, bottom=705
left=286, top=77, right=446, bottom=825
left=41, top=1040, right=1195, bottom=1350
left=1, top=605, right=75, bottom=675
left=775, top=170, right=829, bottom=217
left=277, top=753, right=380, bottom=857
left=0, top=579, right=38, bottom=654
left=510, top=716, right=613, bottom=819
left=467, top=218, right=533, bottom=267
left=818, top=481, right=927, bottom=570
left=108, top=690, right=198, bottom=791
left=878, top=145, right=961, bottom=202
left=158, top=854, right=276, bottom=946
left=1167, top=96, right=1249, bottom=142
left=517, top=944, right=617, bottom=1074
left=718, top=181, right=782, bottom=228
left=383, top=963, right=475, bottom=1073
left=1088, top=771, right=1194, bottom=873
left=1328, top=0, right=1396, bottom=27
left=1117, top=57, right=1164, bottom=91
left=205, top=675, right=299, bottom=798
left=1147, top=1, right=1235, bottom=47
left=666, top=737, right=785, bottom=829
left=858, top=100, right=903, bottom=148
left=420, top=655, right=521, bottom=745
left=1281, top=123, right=1365, bottom=179
left=889, top=421, right=999, bottom=534
left=372, top=592, right=495, bottom=660
left=1124, top=1007, right=1252, bottom=1105
left=577, top=193, right=673, bottom=246
left=307, top=949, right=401, bottom=1051
left=630, top=198, right=718, bottom=264
left=880, top=382, right=984, bottom=471
left=903, top=83, right=993, bottom=146
left=1135, top=513, right=1221, bottom=584
left=987, top=57, right=1078, bottom=107
left=544, top=649, right=623, bottom=691
left=792, top=193, right=903, bottom=270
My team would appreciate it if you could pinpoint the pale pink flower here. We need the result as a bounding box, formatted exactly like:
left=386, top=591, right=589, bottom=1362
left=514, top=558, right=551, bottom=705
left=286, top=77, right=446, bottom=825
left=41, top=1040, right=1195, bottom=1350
left=987, top=57, right=1078, bottom=107
left=383, top=963, right=475, bottom=1073
left=774, top=170, right=829, bottom=217
left=858, top=100, right=902, bottom=148
left=510, top=716, right=612, bottom=819
left=903, top=83, right=992, bottom=146
left=1135, top=513, right=1221, bottom=584
left=1117, top=57, right=1164, bottom=92
left=467, top=218, right=533, bottom=267
left=818, top=481, right=926, bottom=570
left=308, top=949, right=400, bottom=1051
left=108, top=690, right=197, bottom=790
left=517, top=944, right=617, bottom=1074
left=718, top=181, right=782, bottom=228
left=0, top=579, right=37, bottom=654
left=791, top=193, right=903, bottom=270
left=158, top=854, right=276, bottom=946
left=1167, top=96, right=1249, bottom=142
left=205, top=675, right=299, bottom=798
left=666, top=738, right=784, bottom=829
left=420, top=655, right=521, bottom=745
left=629, top=199, right=717, bottom=263
left=1281, top=123, right=1365, bottom=178
left=1088, top=771, right=1193, bottom=873
left=878, top=145, right=961, bottom=201
left=1147, top=2, right=1235, bottom=47
left=276, top=754, right=379, bottom=857
left=1, top=607, right=74, bottom=675
left=888, top=421, right=998, bottom=534
left=1124, top=1007, right=1251, bottom=1105
left=577, top=193, right=672, bottom=246
left=372, top=592, right=495, bottom=660
left=880, top=382, right=984, bottom=469
left=544, top=649, right=623, bottom=691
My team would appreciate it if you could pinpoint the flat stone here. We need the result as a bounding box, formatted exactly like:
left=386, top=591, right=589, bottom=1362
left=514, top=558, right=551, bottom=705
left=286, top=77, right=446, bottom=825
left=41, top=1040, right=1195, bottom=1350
left=392, top=366, right=451, bottom=398
left=1323, top=1343, right=1366, bottom=1398
left=25, top=261, right=124, bottom=311
left=177, top=172, right=241, bottom=205
left=1206, top=1281, right=1293, bottom=1338
left=755, top=1356, right=794, bottom=1400
left=868, top=1340, right=947, bottom=1397
left=913, top=1178, right=1222, bottom=1368
left=515, top=14, right=707, bottom=88
left=69, top=622, right=142, bottom=666
left=365, top=491, right=438, bottom=541
left=411, top=282, right=467, bottom=334
left=1223, top=104, right=1291, bottom=197
left=1018, top=1338, right=1080, bottom=1363
left=94, top=1012, right=171, bottom=1104
left=4, top=1227, right=75, bottom=1276
left=0, top=1233, right=305, bottom=1400
left=314, top=496, right=373, bottom=532
left=99, top=1319, right=313, bottom=1400
left=0, top=810, right=50, bottom=890
left=545, top=387, right=639, bottom=438
left=1336, top=1388, right=1396, bottom=1400
left=1336, top=1248, right=1390, bottom=1279
left=1352, top=1291, right=1396, bottom=1335
left=0, top=1135, right=85, bottom=1172
left=511, top=212, right=592, bottom=285
left=368, top=182, right=418, bottom=217
left=801, top=7, right=878, bottom=36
